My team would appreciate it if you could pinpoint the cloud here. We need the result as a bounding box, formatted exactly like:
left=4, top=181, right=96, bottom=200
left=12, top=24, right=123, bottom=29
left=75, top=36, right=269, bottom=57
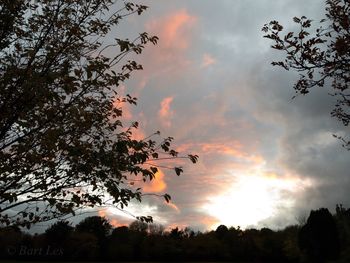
left=98, top=209, right=130, bottom=227
left=98, top=0, right=348, bottom=232
left=147, top=9, right=197, bottom=50
left=143, top=169, right=167, bottom=193
left=201, top=53, right=216, bottom=67
left=239, top=46, right=350, bottom=220
left=140, top=9, right=197, bottom=77
left=158, top=96, right=174, bottom=127
left=165, top=201, right=180, bottom=213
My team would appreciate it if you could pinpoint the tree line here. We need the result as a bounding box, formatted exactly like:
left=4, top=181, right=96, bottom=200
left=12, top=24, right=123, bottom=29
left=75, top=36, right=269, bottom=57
left=0, top=205, right=349, bottom=262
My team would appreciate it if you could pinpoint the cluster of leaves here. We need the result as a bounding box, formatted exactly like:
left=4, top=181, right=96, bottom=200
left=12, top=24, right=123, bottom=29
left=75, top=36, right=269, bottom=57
left=1, top=206, right=350, bottom=262
left=0, top=0, right=198, bottom=228
left=262, top=0, right=350, bottom=148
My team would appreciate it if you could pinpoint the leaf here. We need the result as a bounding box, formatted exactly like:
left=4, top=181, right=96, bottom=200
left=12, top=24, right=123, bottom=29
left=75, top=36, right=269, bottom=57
left=150, top=166, right=158, bottom=174
left=293, top=17, right=301, bottom=23
left=174, top=167, right=183, bottom=176
left=188, top=154, right=199, bottom=163
left=163, top=193, right=171, bottom=203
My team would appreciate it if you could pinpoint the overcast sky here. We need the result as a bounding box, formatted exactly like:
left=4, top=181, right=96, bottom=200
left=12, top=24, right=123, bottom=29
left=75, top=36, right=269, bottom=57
left=38, top=0, right=348, bottom=232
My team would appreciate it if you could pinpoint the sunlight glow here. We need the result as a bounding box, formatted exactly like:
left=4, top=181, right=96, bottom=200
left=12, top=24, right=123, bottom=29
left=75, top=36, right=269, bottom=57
left=204, top=172, right=307, bottom=229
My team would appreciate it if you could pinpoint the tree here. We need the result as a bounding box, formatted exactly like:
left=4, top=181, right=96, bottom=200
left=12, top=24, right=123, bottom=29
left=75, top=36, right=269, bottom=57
left=262, top=0, right=350, bottom=148
left=45, top=220, right=73, bottom=243
left=215, top=224, right=229, bottom=239
left=129, top=219, right=148, bottom=233
left=75, top=216, right=112, bottom=240
left=298, top=208, right=340, bottom=262
left=111, top=225, right=129, bottom=240
left=335, top=204, right=350, bottom=260
left=0, top=1, right=198, bottom=228
left=148, top=223, right=165, bottom=235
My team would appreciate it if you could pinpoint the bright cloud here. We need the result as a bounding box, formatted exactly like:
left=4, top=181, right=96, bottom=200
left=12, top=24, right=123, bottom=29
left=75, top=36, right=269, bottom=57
left=201, top=53, right=216, bottom=67
left=147, top=9, right=197, bottom=50
left=204, top=173, right=311, bottom=229
left=142, top=9, right=197, bottom=75
left=143, top=169, right=167, bottom=193
left=158, top=96, right=174, bottom=127
left=165, top=201, right=180, bottom=213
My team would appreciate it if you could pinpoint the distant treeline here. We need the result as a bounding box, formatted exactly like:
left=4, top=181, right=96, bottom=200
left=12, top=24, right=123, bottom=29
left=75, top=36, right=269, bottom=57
left=1, top=205, right=350, bottom=262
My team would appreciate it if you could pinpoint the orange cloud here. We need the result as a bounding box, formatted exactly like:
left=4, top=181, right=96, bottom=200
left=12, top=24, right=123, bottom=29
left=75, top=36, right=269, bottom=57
left=143, top=9, right=197, bottom=76
left=110, top=218, right=126, bottom=228
left=159, top=97, right=174, bottom=118
left=98, top=209, right=129, bottom=228
left=201, top=53, right=216, bottom=67
left=200, top=143, right=245, bottom=158
left=131, top=126, right=146, bottom=141
left=143, top=169, right=167, bottom=193
left=201, top=142, right=265, bottom=165
left=158, top=96, right=174, bottom=127
left=98, top=209, right=107, bottom=218
left=165, top=201, right=180, bottom=213
left=148, top=9, right=197, bottom=50
left=200, top=216, right=221, bottom=230
left=176, top=141, right=265, bottom=168
left=165, top=215, right=219, bottom=232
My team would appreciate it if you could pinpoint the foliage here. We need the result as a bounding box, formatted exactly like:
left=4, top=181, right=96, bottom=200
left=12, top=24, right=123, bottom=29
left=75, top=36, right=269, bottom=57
left=299, top=208, right=340, bottom=262
left=0, top=207, right=349, bottom=262
left=75, top=216, right=112, bottom=240
left=0, top=0, right=198, bottom=228
left=262, top=0, right=350, bottom=148
left=45, top=220, right=73, bottom=243
left=335, top=204, right=350, bottom=261
left=129, top=219, right=148, bottom=233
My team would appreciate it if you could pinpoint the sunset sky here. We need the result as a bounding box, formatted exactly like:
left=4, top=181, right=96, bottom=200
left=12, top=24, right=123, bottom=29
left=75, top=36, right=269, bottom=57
left=87, top=0, right=349, bottom=231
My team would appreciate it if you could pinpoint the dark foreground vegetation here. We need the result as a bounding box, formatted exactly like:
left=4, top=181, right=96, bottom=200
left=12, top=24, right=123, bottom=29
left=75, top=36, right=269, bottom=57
left=0, top=205, right=349, bottom=262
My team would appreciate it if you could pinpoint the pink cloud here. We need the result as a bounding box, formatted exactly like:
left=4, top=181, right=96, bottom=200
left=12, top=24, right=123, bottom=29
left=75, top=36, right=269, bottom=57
left=147, top=9, right=197, bottom=50
left=158, top=96, right=174, bottom=127
left=140, top=9, right=197, bottom=78
left=143, top=169, right=167, bottom=193
left=165, top=201, right=180, bottom=213
left=201, top=53, right=216, bottom=67
left=176, top=141, right=264, bottom=165
left=98, top=209, right=129, bottom=227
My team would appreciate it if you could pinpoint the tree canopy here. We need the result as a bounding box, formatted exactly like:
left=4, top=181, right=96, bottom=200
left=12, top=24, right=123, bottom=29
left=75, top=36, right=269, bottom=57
left=262, top=0, right=350, bottom=148
left=1, top=206, right=350, bottom=262
left=0, top=0, right=198, bottom=228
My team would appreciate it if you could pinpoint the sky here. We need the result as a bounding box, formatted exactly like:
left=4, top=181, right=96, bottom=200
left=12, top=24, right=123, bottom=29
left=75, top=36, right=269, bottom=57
left=45, top=0, right=350, bottom=232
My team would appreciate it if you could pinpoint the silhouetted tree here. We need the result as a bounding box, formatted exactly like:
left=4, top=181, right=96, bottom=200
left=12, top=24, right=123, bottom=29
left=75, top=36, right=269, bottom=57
left=129, top=220, right=148, bottom=233
left=111, top=226, right=129, bottom=241
left=281, top=225, right=302, bottom=262
left=148, top=223, right=165, bottom=236
left=299, top=208, right=340, bottom=262
left=0, top=226, right=23, bottom=259
left=75, top=216, right=112, bottom=241
left=2, top=206, right=349, bottom=262
left=335, top=204, right=350, bottom=261
left=108, top=226, right=133, bottom=260
left=67, top=232, right=99, bottom=260
left=215, top=224, right=229, bottom=239
left=45, top=220, right=73, bottom=243
left=263, top=0, right=350, bottom=148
